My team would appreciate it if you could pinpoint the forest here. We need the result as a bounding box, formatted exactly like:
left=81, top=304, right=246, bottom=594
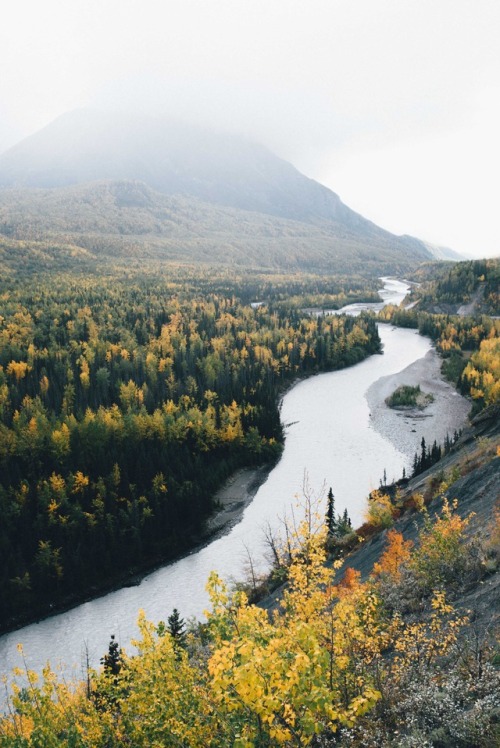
left=0, top=262, right=381, bottom=630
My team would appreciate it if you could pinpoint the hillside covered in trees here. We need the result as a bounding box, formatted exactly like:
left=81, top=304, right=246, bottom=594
left=409, top=257, right=500, bottom=316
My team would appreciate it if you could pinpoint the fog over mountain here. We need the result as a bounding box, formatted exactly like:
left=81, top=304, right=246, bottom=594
left=0, top=109, right=459, bottom=273
left=0, top=110, right=364, bottom=225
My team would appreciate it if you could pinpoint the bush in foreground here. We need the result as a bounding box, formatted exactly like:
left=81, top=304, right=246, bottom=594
left=1, top=500, right=498, bottom=747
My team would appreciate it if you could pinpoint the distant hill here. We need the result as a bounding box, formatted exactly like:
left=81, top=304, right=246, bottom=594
left=0, top=109, right=447, bottom=274
left=410, top=257, right=500, bottom=316
left=418, top=240, right=467, bottom=262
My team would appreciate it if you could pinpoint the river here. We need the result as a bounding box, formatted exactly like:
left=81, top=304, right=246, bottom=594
left=0, top=278, right=466, bottom=686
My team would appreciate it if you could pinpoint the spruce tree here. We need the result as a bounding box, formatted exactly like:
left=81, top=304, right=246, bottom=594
left=326, top=487, right=336, bottom=535
left=420, top=437, right=427, bottom=471
left=412, top=450, right=419, bottom=476
left=342, top=508, right=352, bottom=530
left=336, top=508, right=352, bottom=536
left=100, top=635, right=122, bottom=676
left=167, top=608, right=186, bottom=648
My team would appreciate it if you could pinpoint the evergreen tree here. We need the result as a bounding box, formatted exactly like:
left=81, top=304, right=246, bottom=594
left=412, top=450, right=419, bottom=476
left=337, top=508, right=352, bottom=536
left=100, top=635, right=122, bottom=676
left=325, top=487, right=336, bottom=535
left=167, top=608, right=186, bottom=649
left=431, top=440, right=441, bottom=463
left=420, top=437, right=427, bottom=471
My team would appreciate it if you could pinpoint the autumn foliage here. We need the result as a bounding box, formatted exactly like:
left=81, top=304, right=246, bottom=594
left=372, top=529, right=413, bottom=581
left=463, top=337, right=500, bottom=405
left=1, top=498, right=498, bottom=747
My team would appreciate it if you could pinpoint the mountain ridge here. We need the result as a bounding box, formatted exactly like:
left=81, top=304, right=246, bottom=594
left=0, top=109, right=447, bottom=273
left=0, top=179, right=432, bottom=274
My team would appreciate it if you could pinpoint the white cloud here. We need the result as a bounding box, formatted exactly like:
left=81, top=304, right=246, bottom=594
left=314, top=85, right=500, bottom=258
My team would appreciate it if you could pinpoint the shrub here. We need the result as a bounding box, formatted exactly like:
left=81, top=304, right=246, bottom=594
left=365, top=490, right=395, bottom=529
left=409, top=499, right=480, bottom=593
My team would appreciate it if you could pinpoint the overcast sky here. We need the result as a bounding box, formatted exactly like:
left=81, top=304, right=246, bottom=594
left=1, top=0, right=499, bottom=258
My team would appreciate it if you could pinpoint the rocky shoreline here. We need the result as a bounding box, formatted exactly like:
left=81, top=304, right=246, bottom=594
left=366, top=346, right=471, bottom=464
left=204, top=464, right=274, bottom=538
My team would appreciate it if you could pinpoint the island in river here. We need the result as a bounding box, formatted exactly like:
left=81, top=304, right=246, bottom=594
left=212, top=338, right=470, bottom=536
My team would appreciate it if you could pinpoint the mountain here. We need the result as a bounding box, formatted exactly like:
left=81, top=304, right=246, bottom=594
left=0, top=109, right=359, bottom=225
left=418, top=240, right=467, bottom=262
left=0, top=109, right=444, bottom=274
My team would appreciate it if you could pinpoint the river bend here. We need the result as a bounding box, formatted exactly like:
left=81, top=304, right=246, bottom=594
left=0, top=279, right=467, bottom=684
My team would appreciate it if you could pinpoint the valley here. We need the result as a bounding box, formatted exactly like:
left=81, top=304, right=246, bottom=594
left=0, top=112, right=498, bottom=746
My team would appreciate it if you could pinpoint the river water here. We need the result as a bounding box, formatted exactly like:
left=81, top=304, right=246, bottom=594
left=0, top=279, right=455, bottom=685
